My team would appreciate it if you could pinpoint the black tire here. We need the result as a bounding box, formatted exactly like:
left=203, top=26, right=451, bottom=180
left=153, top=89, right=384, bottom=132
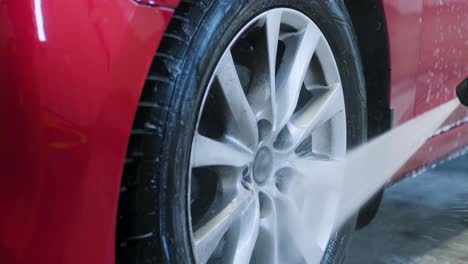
left=116, top=0, right=367, bottom=263
left=356, top=189, right=384, bottom=230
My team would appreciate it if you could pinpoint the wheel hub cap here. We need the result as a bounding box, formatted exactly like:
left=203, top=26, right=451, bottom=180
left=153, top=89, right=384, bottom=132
left=253, top=147, right=273, bottom=184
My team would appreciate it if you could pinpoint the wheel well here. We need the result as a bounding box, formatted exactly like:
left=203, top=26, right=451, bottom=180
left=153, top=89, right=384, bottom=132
left=344, top=0, right=391, bottom=228
left=345, top=0, right=392, bottom=139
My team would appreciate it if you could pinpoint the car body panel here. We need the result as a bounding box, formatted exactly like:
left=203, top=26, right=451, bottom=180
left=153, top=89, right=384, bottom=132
left=0, top=0, right=172, bottom=263
left=136, top=0, right=180, bottom=8
left=415, top=0, right=468, bottom=116
left=383, top=0, right=423, bottom=125
left=394, top=121, right=468, bottom=181
left=383, top=0, right=468, bottom=180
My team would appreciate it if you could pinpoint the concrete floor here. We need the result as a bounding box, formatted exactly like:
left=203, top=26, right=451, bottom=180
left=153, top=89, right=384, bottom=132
left=346, top=150, right=468, bottom=264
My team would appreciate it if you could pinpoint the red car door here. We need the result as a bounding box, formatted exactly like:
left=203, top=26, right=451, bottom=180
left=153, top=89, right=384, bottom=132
left=393, top=0, right=468, bottom=180
left=415, top=0, right=468, bottom=115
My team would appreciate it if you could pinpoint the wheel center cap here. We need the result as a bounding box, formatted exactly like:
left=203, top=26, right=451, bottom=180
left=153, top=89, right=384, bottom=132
left=253, top=147, right=273, bottom=184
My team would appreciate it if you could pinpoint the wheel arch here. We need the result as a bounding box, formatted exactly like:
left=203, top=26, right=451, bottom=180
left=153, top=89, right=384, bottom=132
left=345, top=0, right=392, bottom=139
left=344, top=0, right=392, bottom=228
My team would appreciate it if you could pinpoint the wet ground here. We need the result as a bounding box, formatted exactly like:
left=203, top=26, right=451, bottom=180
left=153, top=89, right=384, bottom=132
left=346, top=150, right=468, bottom=264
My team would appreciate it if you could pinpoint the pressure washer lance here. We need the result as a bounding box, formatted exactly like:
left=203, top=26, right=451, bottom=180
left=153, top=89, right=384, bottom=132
left=456, top=77, right=468, bottom=107
left=289, top=96, right=464, bottom=263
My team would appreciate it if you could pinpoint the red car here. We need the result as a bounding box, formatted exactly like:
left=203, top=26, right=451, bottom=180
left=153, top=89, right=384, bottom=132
left=1, top=0, right=467, bottom=263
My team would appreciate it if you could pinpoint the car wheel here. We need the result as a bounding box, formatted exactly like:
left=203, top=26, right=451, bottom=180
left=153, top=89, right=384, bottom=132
left=116, top=0, right=367, bottom=263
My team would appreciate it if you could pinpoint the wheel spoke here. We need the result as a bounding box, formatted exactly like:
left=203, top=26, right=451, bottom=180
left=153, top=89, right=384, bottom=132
left=194, top=189, right=255, bottom=264
left=285, top=157, right=343, bottom=254
left=300, top=242, right=325, bottom=264
left=191, top=133, right=253, bottom=168
left=275, top=192, right=326, bottom=263
left=315, top=38, right=341, bottom=85
left=288, top=84, right=345, bottom=150
left=274, top=193, right=307, bottom=262
left=216, top=50, right=259, bottom=146
left=231, top=195, right=260, bottom=264
left=266, top=10, right=282, bottom=126
left=304, top=84, right=337, bottom=91
left=256, top=193, right=279, bottom=264
left=275, top=22, right=322, bottom=131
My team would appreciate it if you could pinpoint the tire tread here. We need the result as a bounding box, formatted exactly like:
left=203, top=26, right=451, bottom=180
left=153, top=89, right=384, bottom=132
left=116, top=0, right=212, bottom=263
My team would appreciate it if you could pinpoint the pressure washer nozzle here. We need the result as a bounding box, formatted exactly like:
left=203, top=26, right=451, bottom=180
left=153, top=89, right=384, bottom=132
left=456, top=77, right=468, bottom=107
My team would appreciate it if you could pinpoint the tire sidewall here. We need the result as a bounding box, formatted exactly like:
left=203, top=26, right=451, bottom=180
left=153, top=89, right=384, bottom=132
left=161, top=1, right=367, bottom=263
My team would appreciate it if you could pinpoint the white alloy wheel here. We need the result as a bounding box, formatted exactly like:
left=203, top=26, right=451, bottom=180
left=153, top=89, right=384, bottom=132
left=189, top=8, right=347, bottom=264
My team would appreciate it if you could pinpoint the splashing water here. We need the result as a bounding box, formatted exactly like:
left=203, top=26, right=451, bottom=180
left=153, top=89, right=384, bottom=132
left=286, top=99, right=460, bottom=263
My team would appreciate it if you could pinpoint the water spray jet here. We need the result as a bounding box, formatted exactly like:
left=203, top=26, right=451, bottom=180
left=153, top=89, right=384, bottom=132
left=288, top=98, right=461, bottom=263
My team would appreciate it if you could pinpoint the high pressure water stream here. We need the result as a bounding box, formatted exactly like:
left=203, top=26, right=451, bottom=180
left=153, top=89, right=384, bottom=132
left=287, top=99, right=460, bottom=263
